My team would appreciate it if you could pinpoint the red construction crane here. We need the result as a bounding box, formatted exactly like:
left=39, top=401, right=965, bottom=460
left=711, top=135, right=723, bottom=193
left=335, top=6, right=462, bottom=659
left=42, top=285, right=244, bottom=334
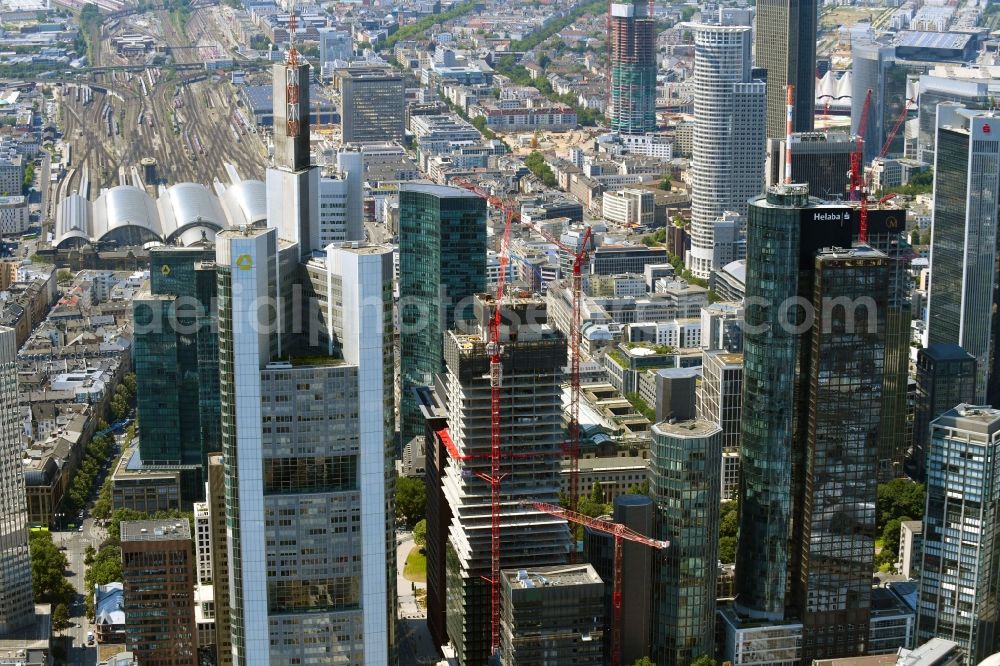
left=527, top=501, right=668, bottom=666
left=532, top=225, right=594, bottom=523
left=850, top=89, right=912, bottom=243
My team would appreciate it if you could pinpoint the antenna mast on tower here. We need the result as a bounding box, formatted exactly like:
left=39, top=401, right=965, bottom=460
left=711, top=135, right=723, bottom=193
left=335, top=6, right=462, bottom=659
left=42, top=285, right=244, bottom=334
left=285, top=0, right=301, bottom=139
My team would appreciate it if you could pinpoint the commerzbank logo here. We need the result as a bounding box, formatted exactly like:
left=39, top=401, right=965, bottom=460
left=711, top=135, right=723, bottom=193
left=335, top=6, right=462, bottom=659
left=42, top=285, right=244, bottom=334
left=236, top=254, right=253, bottom=271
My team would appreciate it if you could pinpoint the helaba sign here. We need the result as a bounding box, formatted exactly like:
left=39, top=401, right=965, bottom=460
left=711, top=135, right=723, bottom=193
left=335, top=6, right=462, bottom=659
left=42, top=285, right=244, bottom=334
left=812, top=211, right=845, bottom=222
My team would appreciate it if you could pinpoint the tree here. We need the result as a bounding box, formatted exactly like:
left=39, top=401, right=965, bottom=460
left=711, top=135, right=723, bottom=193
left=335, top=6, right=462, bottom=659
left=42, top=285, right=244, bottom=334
left=877, top=479, right=924, bottom=532
left=52, top=602, right=71, bottom=631
left=395, top=477, right=427, bottom=526
left=28, top=531, right=74, bottom=606
left=881, top=516, right=911, bottom=559
left=631, top=658, right=656, bottom=666
left=691, top=657, right=716, bottom=666
left=658, top=176, right=672, bottom=191
left=718, top=536, right=737, bottom=564
left=413, top=518, right=427, bottom=550
left=626, top=480, right=650, bottom=496
left=589, top=482, right=605, bottom=505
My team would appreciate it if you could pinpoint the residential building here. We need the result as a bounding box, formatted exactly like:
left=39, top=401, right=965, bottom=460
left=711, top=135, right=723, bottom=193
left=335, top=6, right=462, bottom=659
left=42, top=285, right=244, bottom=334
left=399, top=184, right=486, bottom=444
left=133, top=246, right=218, bottom=501
left=917, top=405, right=1000, bottom=662
left=609, top=0, right=656, bottom=134
left=0, top=155, right=22, bottom=197
left=499, top=565, right=605, bottom=666
left=0, top=326, right=34, bottom=636
left=926, top=106, right=1000, bottom=404
left=651, top=419, right=721, bottom=665
left=687, top=24, right=766, bottom=279
left=737, top=185, right=890, bottom=661
left=912, top=344, right=977, bottom=481
left=120, top=519, right=198, bottom=666
left=216, top=227, right=396, bottom=666
left=338, top=67, right=405, bottom=144
left=0, top=196, right=29, bottom=235
left=755, top=0, right=816, bottom=137
left=193, top=502, right=212, bottom=585
left=440, top=294, right=572, bottom=666
left=899, top=520, right=923, bottom=580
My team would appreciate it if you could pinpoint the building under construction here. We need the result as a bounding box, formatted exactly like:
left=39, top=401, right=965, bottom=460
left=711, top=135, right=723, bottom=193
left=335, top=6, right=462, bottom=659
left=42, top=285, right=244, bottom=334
left=609, top=0, right=657, bottom=135
left=440, top=293, right=572, bottom=666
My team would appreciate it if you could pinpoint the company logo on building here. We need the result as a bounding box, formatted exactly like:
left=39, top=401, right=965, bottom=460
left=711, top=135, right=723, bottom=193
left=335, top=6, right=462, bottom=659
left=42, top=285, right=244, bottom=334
left=812, top=212, right=843, bottom=221
left=236, top=254, right=253, bottom=271
left=160, top=264, right=171, bottom=276
left=984, top=123, right=992, bottom=134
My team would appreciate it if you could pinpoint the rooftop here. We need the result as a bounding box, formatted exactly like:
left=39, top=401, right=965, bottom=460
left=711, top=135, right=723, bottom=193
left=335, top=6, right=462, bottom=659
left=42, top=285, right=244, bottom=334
left=121, top=518, right=191, bottom=542
left=653, top=419, right=722, bottom=438
left=399, top=182, right=480, bottom=198
left=502, top=564, right=602, bottom=589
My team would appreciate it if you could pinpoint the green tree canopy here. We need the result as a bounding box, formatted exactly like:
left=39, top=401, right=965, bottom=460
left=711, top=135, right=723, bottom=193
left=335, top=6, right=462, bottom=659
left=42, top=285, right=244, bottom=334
left=395, top=477, right=427, bottom=526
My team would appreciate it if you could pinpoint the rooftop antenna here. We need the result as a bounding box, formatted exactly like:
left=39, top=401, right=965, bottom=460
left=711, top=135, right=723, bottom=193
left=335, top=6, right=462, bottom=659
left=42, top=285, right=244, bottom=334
left=285, top=0, right=301, bottom=139
left=785, top=84, right=794, bottom=183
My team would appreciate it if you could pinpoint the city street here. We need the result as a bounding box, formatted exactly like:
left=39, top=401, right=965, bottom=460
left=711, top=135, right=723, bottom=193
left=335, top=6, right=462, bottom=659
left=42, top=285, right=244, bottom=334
left=396, top=532, right=439, bottom=665
left=54, top=515, right=104, bottom=666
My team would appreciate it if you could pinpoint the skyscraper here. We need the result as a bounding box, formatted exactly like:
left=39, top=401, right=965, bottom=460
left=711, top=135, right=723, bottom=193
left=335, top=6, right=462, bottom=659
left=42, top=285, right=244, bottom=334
left=133, top=245, right=218, bottom=501
left=216, top=226, right=396, bottom=666
left=697, top=350, right=743, bottom=500
left=608, top=0, right=657, bottom=135
left=851, top=35, right=908, bottom=163
left=0, top=326, right=34, bottom=636
left=338, top=67, right=405, bottom=145
left=766, top=132, right=855, bottom=199
left=441, top=294, right=571, bottom=666
left=926, top=105, right=1000, bottom=403
left=737, top=184, right=889, bottom=661
left=917, top=404, right=1000, bottom=662
left=687, top=24, right=765, bottom=279
left=399, top=184, right=487, bottom=444
left=651, top=419, right=722, bottom=666
left=755, top=0, right=817, bottom=138
left=912, top=344, right=977, bottom=481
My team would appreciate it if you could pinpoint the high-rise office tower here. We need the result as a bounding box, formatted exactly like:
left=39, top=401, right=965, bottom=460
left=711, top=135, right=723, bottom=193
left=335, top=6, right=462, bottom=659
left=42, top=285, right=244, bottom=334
left=926, top=105, right=1000, bottom=404
left=216, top=226, right=395, bottom=666
left=317, top=27, right=351, bottom=79
left=912, top=345, right=977, bottom=481
left=441, top=294, right=572, bottom=666
left=608, top=0, right=656, bottom=134
left=755, top=0, right=816, bottom=138
left=207, top=454, right=233, bottom=666
left=584, top=494, right=655, bottom=665
left=917, top=404, right=1000, bottom=662
left=687, top=24, right=765, bottom=279
left=338, top=67, right=405, bottom=145
left=121, top=519, right=199, bottom=666
left=766, top=132, right=855, bottom=199
left=917, top=75, right=991, bottom=165
left=650, top=419, right=722, bottom=666
left=399, top=184, right=487, bottom=443
left=737, top=184, right=889, bottom=661
left=267, top=61, right=319, bottom=257
left=697, top=350, right=743, bottom=500
left=851, top=35, right=909, bottom=163
left=133, top=246, right=219, bottom=501
left=0, top=326, right=33, bottom=636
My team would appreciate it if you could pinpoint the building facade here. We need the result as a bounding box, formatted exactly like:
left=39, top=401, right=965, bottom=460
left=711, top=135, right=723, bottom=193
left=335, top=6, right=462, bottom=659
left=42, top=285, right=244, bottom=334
left=651, top=420, right=722, bottom=666
left=339, top=67, right=405, bottom=144
left=120, top=519, right=198, bottom=666
left=917, top=405, right=1000, bottom=662
left=608, top=0, right=657, bottom=134
left=687, top=24, right=766, bottom=279
left=399, top=184, right=487, bottom=444
left=0, top=326, right=34, bottom=636
left=913, top=344, right=977, bottom=480
left=755, top=0, right=816, bottom=138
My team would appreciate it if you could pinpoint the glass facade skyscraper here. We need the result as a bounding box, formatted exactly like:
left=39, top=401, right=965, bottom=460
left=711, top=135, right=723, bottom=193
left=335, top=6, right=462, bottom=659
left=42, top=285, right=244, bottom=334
left=755, top=0, right=816, bottom=138
left=917, top=405, right=1000, bottom=662
left=609, top=0, right=657, bottom=135
left=651, top=419, right=722, bottom=666
left=399, top=184, right=487, bottom=444
left=133, top=245, right=219, bottom=501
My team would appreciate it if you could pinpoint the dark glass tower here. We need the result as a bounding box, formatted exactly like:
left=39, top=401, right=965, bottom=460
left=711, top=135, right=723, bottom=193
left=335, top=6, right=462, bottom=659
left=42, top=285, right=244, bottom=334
left=399, top=184, right=487, bottom=444
left=912, top=344, right=977, bottom=481
left=133, top=245, right=218, bottom=501
left=755, top=0, right=816, bottom=138
left=737, top=184, right=890, bottom=661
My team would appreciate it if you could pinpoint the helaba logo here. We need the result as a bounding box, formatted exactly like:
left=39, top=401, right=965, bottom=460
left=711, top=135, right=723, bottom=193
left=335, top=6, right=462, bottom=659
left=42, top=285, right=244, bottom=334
left=813, top=212, right=843, bottom=221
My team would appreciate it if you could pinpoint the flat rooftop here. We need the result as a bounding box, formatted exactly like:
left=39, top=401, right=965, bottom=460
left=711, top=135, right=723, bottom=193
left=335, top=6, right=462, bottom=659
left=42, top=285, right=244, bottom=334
left=121, top=518, right=191, bottom=542
left=502, top=564, right=602, bottom=589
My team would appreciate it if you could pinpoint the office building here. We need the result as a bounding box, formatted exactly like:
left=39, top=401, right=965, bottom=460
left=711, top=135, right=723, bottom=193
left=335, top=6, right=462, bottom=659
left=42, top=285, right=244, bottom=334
left=590, top=244, right=667, bottom=275
left=207, top=455, right=232, bottom=666
left=441, top=294, right=572, bottom=666
left=120, top=519, right=198, bottom=666
left=583, top=494, right=655, bottom=665
left=737, top=185, right=890, bottom=661
left=698, top=350, right=743, bottom=501
left=719, top=607, right=803, bottom=666
left=339, top=67, right=405, bottom=144
left=499, top=565, right=605, bottom=666
left=0, top=326, right=34, bottom=636
left=399, top=184, right=487, bottom=444
left=267, top=61, right=319, bottom=257
left=766, top=132, right=854, bottom=199
left=133, top=246, right=218, bottom=501
left=852, top=35, right=909, bottom=163
left=755, top=0, right=816, bottom=138
left=608, top=0, right=656, bottom=134
left=318, top=28, right=351, bottom=78
left=897, top=638, right=965, bottom=666
left=912, top=344, right=977, bottom=480
left=651, top=419, right=721, bottom=666
left=926, top=106, right=1000, bottom=404
left=687, top=24, right=766, bottom=279
left=602, top=188, right=655, bottom=227
left=917, top=405, right=1000, bottom=662
left=869, top=586, right=916, bottom=655
left=216, top=227, right=396, bottom=666
left=898, top=520, right=923, bottom=580
left=917, top=74, right=992, bottom=165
